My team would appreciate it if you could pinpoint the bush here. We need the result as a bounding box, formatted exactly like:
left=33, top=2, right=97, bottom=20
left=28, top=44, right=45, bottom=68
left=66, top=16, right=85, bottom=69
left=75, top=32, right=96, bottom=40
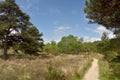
left=110, top=63, right=120, bottom=80
left=45, top=63, right=65, bottom=80
left=58, top=35, right=82, bottom=54
left=104, top=51, right=117, bottom=61
left=0, top=64, right=18, bottom=80
left=99, top=60, right=110, bottom=80
left=19, top=26, right=43, bottom=55
left=44, top=41, right=59, bottom=54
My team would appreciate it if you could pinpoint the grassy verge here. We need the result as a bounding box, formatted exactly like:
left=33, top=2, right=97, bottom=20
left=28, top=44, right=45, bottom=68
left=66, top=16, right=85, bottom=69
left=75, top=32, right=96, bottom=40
left=99, top=59, right=110, bottom=80
left=109, top=62, right=120, bottom=80
left=44, top=57, right=93, bottom=80
left=73, top=58, right=93, bottom=80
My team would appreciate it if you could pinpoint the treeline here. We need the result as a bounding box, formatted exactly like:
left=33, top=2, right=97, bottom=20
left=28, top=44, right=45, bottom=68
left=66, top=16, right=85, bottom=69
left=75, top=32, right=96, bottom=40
left=45, top=33, right=120, bottom=79
left=44, top=33, right=118, bottom=58
left=44, top=35, right=92, bottom=54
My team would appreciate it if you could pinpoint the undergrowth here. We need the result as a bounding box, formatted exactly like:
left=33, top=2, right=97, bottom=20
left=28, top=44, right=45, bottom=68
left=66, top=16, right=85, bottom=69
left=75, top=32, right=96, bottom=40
left=99, top=59, right=110, bottom=80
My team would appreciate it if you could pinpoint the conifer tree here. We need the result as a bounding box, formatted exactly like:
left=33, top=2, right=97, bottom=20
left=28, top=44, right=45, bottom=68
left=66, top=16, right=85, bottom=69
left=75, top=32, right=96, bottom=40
left=84, top=0, right=120, bottom=54
left=84, top=0, right=120, bottom=37
left=0, top=0, right=43, bottom=59
left=19, top=26, right=43, bottom=55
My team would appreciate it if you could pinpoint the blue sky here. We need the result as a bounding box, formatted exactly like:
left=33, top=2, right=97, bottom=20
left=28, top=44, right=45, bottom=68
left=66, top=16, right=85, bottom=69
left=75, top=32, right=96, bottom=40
left=1, top=0, right=114, bottom=43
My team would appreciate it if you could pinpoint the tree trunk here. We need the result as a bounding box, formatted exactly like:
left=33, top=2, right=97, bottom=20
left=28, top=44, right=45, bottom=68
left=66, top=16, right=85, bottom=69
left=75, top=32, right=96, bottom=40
left=3, top=35, right=8, bottom=60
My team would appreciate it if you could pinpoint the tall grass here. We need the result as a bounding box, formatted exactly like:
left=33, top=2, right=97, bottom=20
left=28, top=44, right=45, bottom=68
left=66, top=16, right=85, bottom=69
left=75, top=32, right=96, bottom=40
left=0, top=54, right=93, bottom=80
left=99, top=60, right=110, bottom=80
left=45, top=63, right=65, bottom=80
left=73, top=58, right=93, bottom=80
left=45, top=55, right=93, bottom=80
left=109, top=62, right=120, bottom=80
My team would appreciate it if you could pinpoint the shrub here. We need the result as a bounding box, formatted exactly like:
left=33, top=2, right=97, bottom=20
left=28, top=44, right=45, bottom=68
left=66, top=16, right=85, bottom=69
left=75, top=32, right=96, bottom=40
left=104, top=51, right=117, bottom=61
left=45, top=63, right=65, bottom=80
left=44, top=41, right=59, bottom=54
left=58, top=35, right=82, bottom=54
left=0, top=64, right=18, bottom=80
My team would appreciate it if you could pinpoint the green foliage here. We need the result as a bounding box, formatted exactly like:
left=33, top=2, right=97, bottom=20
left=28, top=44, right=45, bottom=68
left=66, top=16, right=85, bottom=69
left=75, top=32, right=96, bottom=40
left=110, top=38, right=120, bottom=55
left=0, top=63, right=44, bottom=80
left=97, top=32, right=110, bottom=53
left=0, top=65, right=18, bottom=80
left=44, top=41, right=58, bottom=54
left=81, top=42, right=98, bottom=52
left=99, top=60, right=110, bottom=80
left=17, top=53, right=38, bottom=60
left=43, top=35, right=84, bottom=54
left=96, top=32, right=119, bottom=63
left=0, top=64, right=32, bottom=80
left=84, top=1, right=120, bottom=69
left=71, top=58, right=93, bottom=80
left=19, top=26, right=43, bottom=55
left=6, top=0, right=15, bottom=3
left=0, top=52, right=93, bottom=80
left=110, top=62, right=120, bottom=80
left=104, top=51, right=117, bottom=62
left=0, top=0, right=44, bottom=59
left=45, top=64, right=63, bottom=80
left=45, top=59, right=93, bottom=80
left=84, top=0, right=120, bottom=37
left=58, top=35, right=82, bottom=54
left=109, top=56, right=120, bottom=80
left=43, top=35, right=102, bottom=54
left=98, top=51, right=120, bottom=80
left=101, top=32, right=109, bottom=42
left=0, top=42, right=2, bottom=48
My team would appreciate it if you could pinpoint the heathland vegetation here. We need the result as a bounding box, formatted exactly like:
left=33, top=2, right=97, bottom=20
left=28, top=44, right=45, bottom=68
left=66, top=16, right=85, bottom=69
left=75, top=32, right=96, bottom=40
left=0, top=0, right=120, bottom=80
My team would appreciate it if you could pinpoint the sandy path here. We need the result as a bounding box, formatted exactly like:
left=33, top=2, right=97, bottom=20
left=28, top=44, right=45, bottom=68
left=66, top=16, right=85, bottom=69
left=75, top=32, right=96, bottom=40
left=83, top=58, right=99, bottom=80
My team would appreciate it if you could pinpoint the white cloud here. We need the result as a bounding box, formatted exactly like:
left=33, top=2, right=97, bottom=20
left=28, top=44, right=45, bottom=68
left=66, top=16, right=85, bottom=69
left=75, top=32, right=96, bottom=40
left=54, top=26, right=72, bottom=32
left=51, top=25, right=73, bottom=43
left=84, top=14, right=90, bottom=21
left=94, top=25, right=115, bottom=39
left=58, top=26, right=71, bottom=30
left=83, top=36, right=100, bottom=42
left=108, top=32, right=115, bottom=39
left=94, top=25, right=109, bottom=34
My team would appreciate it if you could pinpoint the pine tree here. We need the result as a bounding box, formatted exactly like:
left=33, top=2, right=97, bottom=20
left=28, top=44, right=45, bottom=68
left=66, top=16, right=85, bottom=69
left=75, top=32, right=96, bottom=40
left=84, top=0, right=120, bottom=37
left=84, top=0, right=120, bottom=55
left=19, top=26, right=43, bottom=55
left=0, top=0, right=43, bottom=59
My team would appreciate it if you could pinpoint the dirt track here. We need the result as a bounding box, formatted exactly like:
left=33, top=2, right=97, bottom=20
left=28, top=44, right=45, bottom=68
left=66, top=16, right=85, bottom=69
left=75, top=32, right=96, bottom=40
left=83, top=58, right=99, bottom=80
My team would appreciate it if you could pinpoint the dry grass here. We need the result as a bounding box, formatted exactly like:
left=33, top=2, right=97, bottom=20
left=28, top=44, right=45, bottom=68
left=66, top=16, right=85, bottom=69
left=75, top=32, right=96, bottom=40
left=0, top=53, right=92, bottom=80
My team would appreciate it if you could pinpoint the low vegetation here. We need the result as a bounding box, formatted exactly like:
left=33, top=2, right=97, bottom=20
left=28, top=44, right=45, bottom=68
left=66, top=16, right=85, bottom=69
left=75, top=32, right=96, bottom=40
left=0, top=53, right=92, bottom=80
left=109, top=57, right=120, bottom=80
left=99, top=56, right=120, bottom=80
left=99, top=59, right=110, bottom=80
